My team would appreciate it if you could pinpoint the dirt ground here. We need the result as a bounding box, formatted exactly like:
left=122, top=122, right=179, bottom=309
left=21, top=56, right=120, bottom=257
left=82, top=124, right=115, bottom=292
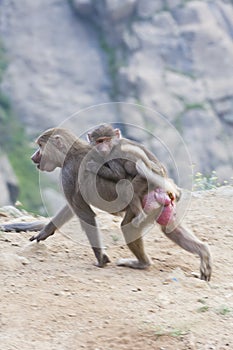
left=0, top=186, right=233, bottom=350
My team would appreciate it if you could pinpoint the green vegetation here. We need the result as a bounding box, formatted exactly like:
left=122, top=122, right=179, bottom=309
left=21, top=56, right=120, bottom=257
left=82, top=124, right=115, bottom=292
left=197, top=305, right=209, bottom=313
left=173, top=113, right=183, bottom=134
left=111, top=234, right=120, bottom=244
left=197, top=298, right=208, bottom=304
left=184, top=102, right=206, bottom=111
left=193, top=171, right=233, bottom=191
left=0, top=39, right=42, bottom=212
left=154, top=326, right=188, bottom=338
left=173, top=99, right=206, bottom=133
left=216, top=306, right=232, bottom=316
left=181, top=0, right=191, bottom=5
left=0, top=94, right=42, bottom=212
left=100, top=37, right=120, bottom=99
left=0, top=43, right=7, bottom=81
left=195, top=304, right=233, bottom=318
left=165, top=66, right=197, bottom=80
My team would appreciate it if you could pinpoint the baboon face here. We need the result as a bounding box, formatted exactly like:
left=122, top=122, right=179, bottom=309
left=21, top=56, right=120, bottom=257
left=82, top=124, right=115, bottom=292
left=87, top=124, right=121, bottom=157
left=31, top=129, right=67, bottom=172
left=31, top=140, right=57, bottom=172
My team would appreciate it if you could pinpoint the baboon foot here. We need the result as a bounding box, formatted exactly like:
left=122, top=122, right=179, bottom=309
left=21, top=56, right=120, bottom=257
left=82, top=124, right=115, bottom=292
left=200, top=247, right=212, bottom=281
left=117, top=258, right=151, bottom=269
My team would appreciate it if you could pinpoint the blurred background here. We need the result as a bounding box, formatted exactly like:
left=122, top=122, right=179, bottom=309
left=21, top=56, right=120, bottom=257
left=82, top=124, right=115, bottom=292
left=0, top=0, right=232, bottom=213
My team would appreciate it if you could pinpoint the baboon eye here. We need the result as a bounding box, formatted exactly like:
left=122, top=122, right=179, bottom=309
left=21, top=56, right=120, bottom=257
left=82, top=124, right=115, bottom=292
left=96, top=138, right=105, bottom=144
left=96, top=137, right=111, bottom=144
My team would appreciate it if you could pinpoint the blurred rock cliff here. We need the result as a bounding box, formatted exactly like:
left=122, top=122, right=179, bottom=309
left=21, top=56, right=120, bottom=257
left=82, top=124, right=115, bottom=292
left=0, top=0, right=232, bottom=205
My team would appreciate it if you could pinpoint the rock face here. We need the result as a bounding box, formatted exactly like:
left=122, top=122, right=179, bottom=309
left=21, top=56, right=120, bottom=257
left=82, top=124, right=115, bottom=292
left=0, top=0, right=111, bottom=134
left=0, top=154, right=19, bottom=206
left=0, top=0, right=232, bottom=187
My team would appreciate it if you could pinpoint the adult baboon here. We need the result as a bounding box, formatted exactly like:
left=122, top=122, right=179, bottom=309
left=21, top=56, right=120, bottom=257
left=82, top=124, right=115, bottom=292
left=26, top=127, right=211, bottom=280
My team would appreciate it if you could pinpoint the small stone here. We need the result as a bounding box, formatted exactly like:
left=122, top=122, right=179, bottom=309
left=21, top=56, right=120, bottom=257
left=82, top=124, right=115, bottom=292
left=18, top=256, right=30, bottom=265
left=93, top=279, right=101, bottom=284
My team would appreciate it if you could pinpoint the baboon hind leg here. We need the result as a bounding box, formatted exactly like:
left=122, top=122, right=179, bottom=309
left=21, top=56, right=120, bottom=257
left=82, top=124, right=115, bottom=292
left=162, top=224, right=212, bottom=281
left=117, top=208, right=151, bottom=269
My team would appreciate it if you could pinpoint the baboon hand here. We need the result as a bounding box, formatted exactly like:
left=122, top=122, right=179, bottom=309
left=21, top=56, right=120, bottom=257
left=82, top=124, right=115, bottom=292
left=96, top=253, right=111, bottom=267
left=29, top=228, right=55, bottom=242
left=93, top=247, right=111, bottom=267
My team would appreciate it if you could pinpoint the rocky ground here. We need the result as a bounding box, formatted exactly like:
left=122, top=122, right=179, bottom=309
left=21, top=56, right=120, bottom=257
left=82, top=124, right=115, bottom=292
left=0, top=186, right=233, bottom=350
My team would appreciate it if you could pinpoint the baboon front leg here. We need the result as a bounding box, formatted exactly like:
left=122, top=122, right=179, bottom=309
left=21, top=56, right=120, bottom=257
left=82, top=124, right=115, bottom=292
left=72, top=194, right=110, bottom=268
left=162, top=224, right=212, bottom=281
left=79, top=217, right=110, bottom=267
left=30, top=204, right=74, bottom=242
left=117, top=209, right=151, bottom=269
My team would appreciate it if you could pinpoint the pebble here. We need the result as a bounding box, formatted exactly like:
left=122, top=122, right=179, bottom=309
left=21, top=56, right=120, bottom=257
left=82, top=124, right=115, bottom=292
left=93, top=279, right=102, bottom=284
left=18, top=256, right=30, bottom=265
left=0, top=253, right=29, bottom=270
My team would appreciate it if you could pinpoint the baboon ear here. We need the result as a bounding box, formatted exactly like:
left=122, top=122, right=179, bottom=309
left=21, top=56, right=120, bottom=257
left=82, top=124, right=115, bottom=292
left=35, top=138, right=41, bottom=146
left=114, top=128, right=121, bottom=139
left=53, top=135, right=65, bottom=150
left=86, top=132, right=92, bottom=143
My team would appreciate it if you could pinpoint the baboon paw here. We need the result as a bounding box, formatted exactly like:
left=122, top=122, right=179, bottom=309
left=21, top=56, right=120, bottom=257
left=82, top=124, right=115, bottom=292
left=117, top=258, right=151, bottom=270
left=200, top=258, right=212, bottom=282
left=96, top=254, right=111, bottom=268
left=29, top=230, right=54, bottom=242
left=29, top=234, right=39, bottom=242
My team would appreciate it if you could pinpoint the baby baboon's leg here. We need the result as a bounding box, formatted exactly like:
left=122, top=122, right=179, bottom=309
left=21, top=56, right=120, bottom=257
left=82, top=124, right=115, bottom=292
left=117, top=208, right=151, bottom=269
left=162, top=224, right=212, bottom=281
left=130, top=176, right=148, bottom=228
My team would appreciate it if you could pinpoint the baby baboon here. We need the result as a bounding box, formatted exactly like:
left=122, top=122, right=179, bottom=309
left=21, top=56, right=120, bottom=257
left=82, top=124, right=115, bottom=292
left=86, top=124, right=177, bottom=227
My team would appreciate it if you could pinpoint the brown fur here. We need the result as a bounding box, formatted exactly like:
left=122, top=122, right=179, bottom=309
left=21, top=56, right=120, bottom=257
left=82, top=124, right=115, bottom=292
left=28, top=127, right=211, bottom=280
